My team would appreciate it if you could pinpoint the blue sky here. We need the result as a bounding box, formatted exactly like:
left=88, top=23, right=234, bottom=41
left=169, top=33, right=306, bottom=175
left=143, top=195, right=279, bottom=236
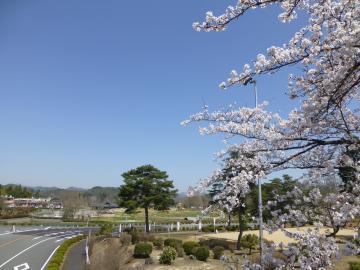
left=0, top=1, right=305, bottom=191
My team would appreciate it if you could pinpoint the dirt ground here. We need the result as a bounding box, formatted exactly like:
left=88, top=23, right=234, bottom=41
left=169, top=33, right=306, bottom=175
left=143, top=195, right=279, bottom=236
left=127, top=249, right=227, bottom=270
left=203, top=227, right=357, bottom=245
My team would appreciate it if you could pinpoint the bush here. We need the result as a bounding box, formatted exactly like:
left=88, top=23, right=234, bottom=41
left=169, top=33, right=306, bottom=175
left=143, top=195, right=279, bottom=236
left=199, top=238, right=230, bottom=250
left=133, top=242, right=153, bottom=258
left=213, top=246, right=225, bottom=259
left=240, top=234, right=259, bottom=255
left=152, top=238, right=164, bottom=249
left=138, top=232, right=156, bottom=242
left=130, top=230, right=139, bottom=244
left=164, top=238, right=182, bottom=247
left=195, top=246, right=210, bottom=261
left=99, top=223, right=114, bottom=235
left=183, top=241, right=199, bottom=255
left=119, top=233, right=132, bottom=246
left=159, top=247, right=177, bottom=265
left=226, top=225, right=239, bottom=231
left=349, top=261, right=360, bottom=270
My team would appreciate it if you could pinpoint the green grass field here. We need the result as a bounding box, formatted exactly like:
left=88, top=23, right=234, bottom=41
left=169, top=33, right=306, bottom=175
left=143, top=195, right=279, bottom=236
left=90, top=208, right=220, bottom=224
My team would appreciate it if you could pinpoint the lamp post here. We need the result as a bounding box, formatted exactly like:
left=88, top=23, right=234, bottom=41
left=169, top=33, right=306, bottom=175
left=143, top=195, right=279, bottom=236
left=248, top=79, right=263, bottom=267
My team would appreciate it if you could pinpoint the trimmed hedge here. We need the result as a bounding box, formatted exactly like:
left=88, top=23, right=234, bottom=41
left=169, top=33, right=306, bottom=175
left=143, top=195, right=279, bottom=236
left=45, top=235, right=85, bottom=270
left=195, top=246, right=210, bottom=261
left=183, top=241, right=199, bottom=255
left=133, top=242, right=153, bottom=258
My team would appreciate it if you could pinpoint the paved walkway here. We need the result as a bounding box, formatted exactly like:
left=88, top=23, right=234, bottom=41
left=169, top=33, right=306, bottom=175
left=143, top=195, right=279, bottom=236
left=63, top=239, right=87, bottom=270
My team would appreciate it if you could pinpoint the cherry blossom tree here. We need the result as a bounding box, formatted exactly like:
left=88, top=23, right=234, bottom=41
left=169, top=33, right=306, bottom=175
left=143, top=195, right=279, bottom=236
left=184, top=0, right=359, bottom=268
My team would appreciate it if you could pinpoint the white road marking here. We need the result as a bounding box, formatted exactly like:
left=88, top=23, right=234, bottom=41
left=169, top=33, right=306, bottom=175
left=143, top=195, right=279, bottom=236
left=54, top=238, right=64, bottom=243
left=0, top=228, right=40, bottom=237
left=40, top=245, right=60, bottom=270
left=0, top=237, right=54, bottom=268
left=32, top=236, right=42, bottom=240
left=13, top=262, right=30, bottom=270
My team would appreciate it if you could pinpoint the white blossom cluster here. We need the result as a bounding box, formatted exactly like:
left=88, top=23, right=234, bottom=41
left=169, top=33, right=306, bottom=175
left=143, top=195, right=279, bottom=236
left=186, top=0, right=359, bottom=268
left=266, top=182, right=360, bottom=236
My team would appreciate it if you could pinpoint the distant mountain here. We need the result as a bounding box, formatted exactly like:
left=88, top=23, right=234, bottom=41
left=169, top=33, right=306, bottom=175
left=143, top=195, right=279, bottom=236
left=66, top=186, right=87, bottom=192
left=28, top=185, right=119, bottom=205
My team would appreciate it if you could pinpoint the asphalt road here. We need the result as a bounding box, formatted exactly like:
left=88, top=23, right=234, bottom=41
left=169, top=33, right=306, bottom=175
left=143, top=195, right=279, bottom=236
left=0, top=225, right=94, bottom=270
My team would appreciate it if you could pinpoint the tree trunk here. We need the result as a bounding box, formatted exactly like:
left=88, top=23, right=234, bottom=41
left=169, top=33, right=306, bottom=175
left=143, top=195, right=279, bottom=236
left=145, top=206, right=149, bottom=233
left=326, top=226, right=340, bottom=237
left=236, top=207, right=245, bottom=250
left=227, top=213, right=232, bottom=228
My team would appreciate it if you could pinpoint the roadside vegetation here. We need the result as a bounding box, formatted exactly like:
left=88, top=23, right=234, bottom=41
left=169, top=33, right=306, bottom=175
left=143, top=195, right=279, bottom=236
left=45, top=235, right=85, bottom=270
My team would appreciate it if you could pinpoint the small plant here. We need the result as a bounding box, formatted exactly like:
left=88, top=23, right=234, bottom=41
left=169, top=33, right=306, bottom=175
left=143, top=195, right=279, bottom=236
left=195, top=246, right=210, bottom=261
left=133, top=242, right=153, bottom=258
left=240, top=234, right=259, bottom=255
left=183, top=241, right=199, bottom=255
left=152, top=238, right=164, bottom=249
left=159, top=246, right=177, bottom=265
left=213, top=246, right=225, bottom=259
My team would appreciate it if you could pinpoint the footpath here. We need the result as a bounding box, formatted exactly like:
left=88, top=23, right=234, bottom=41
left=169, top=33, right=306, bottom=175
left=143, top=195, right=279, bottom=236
left=62, top=239, right=87, bottom=270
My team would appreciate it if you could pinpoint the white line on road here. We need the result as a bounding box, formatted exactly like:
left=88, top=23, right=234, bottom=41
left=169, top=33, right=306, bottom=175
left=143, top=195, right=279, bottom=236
left=54, top=238, right=64, bottom=243
left=40, top=245, right=60, bottom=270
left=0, top=228, right=41, bottom=237
left=0, top=237, right=55, bottom=268
left=32, top=236, right=42, bottom=240
left=13, top=262, right=30, bottom=270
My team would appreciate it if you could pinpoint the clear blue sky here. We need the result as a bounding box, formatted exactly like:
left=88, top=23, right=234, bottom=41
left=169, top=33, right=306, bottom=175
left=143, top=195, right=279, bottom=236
left=0, top=1, right=305, bottom=191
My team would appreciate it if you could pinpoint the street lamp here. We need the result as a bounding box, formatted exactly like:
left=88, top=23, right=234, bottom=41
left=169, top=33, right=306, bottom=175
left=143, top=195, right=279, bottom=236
left=245, top=79, right=263, bottom=267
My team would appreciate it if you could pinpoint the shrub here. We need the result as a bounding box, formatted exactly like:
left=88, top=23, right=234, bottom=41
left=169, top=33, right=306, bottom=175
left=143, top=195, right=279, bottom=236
left=159, top=247, right=177, bottom=265
left=133, top=242, right=153, bottom=258
left=213, top=246, right=225, bottom=259
left=164, top=238, right=182, bottom=247
left=226, top=225, right=239, bottom=231
left=152, top=238, right=164, bottom=249
left=138, top=232, right=156, bottom=242
left=240, top=234, right=259, bottom=255
left=99, top=223, right=114, bottom=235
left=349, top=261, right=360, bottom=270
left=199, top=238, right=230, bottom=250
left=130, top=230, right=139, bottom=244
left=195, top=246, right=210, bottom=261
left=119, top=233, right=132, bottom=246
left=183, top=241, right=199, bottom=255
left=201, top=225, right=215, bottom=232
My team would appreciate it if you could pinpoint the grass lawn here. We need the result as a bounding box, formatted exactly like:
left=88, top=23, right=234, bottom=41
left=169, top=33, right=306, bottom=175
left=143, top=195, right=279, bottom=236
left=90, top=208, right=217, bottom=223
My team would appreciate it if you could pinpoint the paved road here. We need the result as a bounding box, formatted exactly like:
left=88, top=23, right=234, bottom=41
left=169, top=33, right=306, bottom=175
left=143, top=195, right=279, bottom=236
left=0, top=225, right=94, bottom=270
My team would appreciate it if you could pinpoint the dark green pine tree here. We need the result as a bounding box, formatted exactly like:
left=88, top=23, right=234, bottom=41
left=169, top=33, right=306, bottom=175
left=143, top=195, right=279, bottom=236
left=118, top=164, right=177, bottom=233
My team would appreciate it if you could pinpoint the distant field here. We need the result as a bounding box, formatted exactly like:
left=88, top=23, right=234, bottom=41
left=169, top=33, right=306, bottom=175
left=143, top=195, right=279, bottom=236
left=90, top=208, right=219, bottom=223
